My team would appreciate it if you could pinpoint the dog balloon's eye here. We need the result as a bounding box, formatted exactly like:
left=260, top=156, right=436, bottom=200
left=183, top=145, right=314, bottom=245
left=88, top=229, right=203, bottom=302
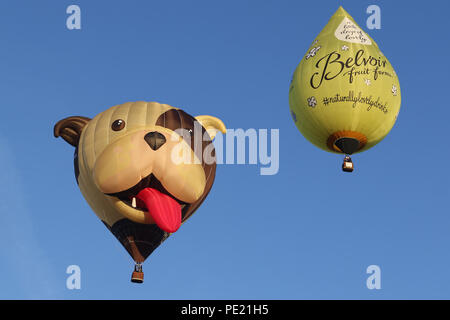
left=112, top=119, right=125, bottom=131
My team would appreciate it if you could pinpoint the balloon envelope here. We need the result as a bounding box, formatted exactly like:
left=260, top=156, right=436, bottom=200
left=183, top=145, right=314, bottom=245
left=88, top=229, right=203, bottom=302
left=289, top=7, right=401, bottom=155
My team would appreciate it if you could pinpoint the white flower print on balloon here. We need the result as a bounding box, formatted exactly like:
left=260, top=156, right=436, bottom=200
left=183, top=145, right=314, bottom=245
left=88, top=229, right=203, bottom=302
left=306, top=46, right=321, bottom=60
left=307, top=96, right=317, bottom=108
left=392, top=85, right=398, bottom=96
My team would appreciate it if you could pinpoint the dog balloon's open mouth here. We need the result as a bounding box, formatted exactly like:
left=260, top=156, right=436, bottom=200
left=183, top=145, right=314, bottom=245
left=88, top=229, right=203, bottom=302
left=106, top=174, right=187, bottom=233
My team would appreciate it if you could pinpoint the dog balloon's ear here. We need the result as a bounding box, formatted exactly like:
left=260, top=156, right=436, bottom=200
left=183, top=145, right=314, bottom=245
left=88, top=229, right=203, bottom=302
left=54, top=116, right=91, bottom=147
left=195, top=115, right=226, bottom=140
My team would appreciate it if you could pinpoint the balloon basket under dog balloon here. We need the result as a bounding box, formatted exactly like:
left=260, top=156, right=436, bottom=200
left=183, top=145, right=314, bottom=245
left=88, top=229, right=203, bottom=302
left=131, top=263, right=144, bottom=284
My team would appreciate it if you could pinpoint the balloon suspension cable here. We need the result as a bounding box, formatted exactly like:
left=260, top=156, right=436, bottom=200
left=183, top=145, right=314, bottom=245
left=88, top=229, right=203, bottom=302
left=131, top=262, right=144, bottom=284
left=135, top=263, right=143, bottom=272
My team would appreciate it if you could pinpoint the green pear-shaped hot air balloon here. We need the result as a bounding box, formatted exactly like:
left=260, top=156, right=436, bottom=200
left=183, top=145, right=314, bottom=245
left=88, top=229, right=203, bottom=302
left=289, top=6, right=401, bottom=172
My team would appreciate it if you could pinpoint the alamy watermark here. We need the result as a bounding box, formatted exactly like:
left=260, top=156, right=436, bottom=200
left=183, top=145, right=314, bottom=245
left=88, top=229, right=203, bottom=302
left=366, top=5, right=381, bottom=30
left=66, top=5, right=81, bottom=30
left=66, top=265, right=81, bottom=290
left=366, top=265, right=381, bottom=290
left=170, top=121, right=279, bottom=176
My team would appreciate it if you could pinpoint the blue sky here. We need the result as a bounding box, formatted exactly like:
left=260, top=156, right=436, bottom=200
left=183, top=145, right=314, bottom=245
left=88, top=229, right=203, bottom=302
left=1, top=0, right=449, bottom=299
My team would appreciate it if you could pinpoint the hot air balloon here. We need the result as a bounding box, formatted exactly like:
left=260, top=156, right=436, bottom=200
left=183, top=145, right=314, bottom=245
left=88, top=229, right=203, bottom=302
left=54, top=101, right=226, bottom=283
left=289, top=7, right=401, bottom=172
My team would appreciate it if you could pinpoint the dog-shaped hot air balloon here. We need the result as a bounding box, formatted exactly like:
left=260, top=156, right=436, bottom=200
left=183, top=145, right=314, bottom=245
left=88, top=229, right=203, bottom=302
left=54, top=101, right=226, bottom=283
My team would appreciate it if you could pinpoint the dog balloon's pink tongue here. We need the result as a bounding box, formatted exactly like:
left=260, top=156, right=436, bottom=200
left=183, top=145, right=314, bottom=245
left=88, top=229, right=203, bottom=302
left=136, top=188, right=181, bottom=233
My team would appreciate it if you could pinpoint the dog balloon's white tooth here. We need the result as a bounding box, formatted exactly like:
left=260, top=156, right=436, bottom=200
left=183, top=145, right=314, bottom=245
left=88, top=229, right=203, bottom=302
left=132, top=197, right=137, bottom=208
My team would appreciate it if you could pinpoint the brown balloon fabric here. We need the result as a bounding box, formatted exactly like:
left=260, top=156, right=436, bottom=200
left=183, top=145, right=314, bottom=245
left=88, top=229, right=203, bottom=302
left=155, top=108, right=217, bottom=223
left=103, top=220, right=169, bottom=263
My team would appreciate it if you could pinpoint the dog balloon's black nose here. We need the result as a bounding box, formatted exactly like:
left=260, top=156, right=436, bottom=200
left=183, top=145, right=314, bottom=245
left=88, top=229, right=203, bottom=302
left=144, top=131, right=166, bottom=151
